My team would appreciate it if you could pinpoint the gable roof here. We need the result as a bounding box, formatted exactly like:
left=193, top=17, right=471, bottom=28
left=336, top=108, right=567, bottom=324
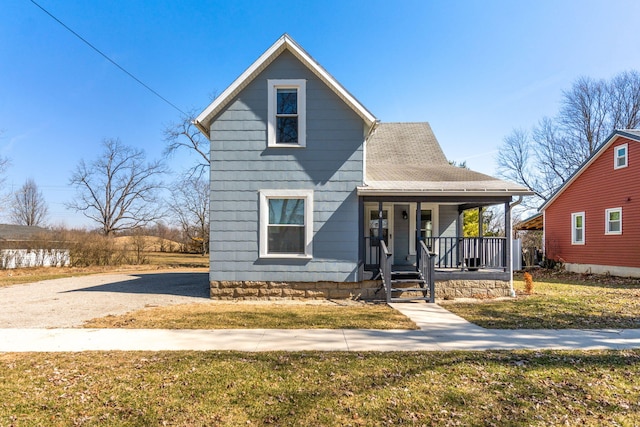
left=358, top=122, right=532, bottom=196
left=540, top=129, right=640, bottom=211
left=194, top=34, right=377, bottom=134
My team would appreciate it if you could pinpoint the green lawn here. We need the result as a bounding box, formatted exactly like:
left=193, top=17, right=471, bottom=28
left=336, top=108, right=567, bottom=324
left=2, top=350, right=639, bottom=426
left=442, top=271, right=640, bottom=329
left=83, top=302, right=418, bottom=330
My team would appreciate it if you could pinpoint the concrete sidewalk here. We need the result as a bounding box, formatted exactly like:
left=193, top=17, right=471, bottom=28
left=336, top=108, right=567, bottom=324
left=2, top=302, right=640, bottom=352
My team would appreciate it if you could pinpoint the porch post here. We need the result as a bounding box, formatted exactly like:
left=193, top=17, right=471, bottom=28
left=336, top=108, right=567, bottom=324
left=378, top=201, right=383, bottom=245
left=505, top=201, right=512, bottom=275
left=457, top=208, right=464, bottom=270
left=416, top=202, right=422, bottom=265
left=358, top=196, right=364, bottom=280
left=478, top=207, right=484, bottom=267
left=378, top=201, right=384, bottom=271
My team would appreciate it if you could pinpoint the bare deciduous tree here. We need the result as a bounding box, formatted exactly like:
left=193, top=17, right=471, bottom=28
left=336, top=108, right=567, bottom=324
left=0, top=130, right=9, bottom=211
left=67, top=138, right=166, bottom=236
left=607, top=70, right=640, bottom=130
left=559, top=76, right=609, bottom=155
left=168, top=175, right=209, bottom=255
left=10, top=178, right=49, bottom=226
left=497, top=70, right=640, bottom=205
left=163, top=109, right=210, bottom=178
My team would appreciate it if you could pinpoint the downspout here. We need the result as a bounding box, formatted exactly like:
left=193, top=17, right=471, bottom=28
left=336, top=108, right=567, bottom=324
left=507, top=195, right=524, bottom=297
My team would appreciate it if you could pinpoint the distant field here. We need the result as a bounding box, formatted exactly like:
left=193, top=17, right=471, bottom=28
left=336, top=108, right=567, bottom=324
left=112, top=236, right=183, bottom=252
left=144, top=251, right=208, bottom=268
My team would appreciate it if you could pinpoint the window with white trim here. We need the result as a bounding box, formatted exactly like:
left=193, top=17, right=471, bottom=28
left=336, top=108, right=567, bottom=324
left=420, top=209, right=433, bottom=240
left=571, top=212, right=585, bottom=245
left=267, top=79, right=306, bottom=147
left=614, top=143, right=628, bottom=169
left=605, top=207, right=622, bottom=235
left=259, top=190, right=313, bottom=258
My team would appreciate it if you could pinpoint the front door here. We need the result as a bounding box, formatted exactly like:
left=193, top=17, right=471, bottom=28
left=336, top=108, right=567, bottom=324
left=366, top=207, right=391, bottom=265
left=393, top=204, right=411, bottom=266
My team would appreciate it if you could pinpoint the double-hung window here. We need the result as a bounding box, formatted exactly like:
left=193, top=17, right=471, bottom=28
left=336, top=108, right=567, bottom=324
left=605, top=208, right=622, bottom=235
left=259, top=190, right=313, bottom=258
left=614, top=143, right=628, bottom=169
left=267, top=79, right=306, bottom=147
left=571, top=212, right=585, bottom=245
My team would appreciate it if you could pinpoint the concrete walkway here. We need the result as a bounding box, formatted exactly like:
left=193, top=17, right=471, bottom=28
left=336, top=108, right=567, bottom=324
left=2, top=302, right=640, bottom=352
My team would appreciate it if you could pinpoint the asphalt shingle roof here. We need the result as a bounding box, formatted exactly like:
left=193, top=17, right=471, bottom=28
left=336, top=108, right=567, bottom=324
left=0, top=224, right=49, bottom=242
left=363, top=122, right=530, bottom=194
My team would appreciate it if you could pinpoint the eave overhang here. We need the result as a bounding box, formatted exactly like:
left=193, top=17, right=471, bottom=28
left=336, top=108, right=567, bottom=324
left=356, top=186, right=534, bottom=198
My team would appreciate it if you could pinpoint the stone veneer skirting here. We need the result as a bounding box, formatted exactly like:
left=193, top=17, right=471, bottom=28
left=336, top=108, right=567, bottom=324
left=210, top=279, right=511, bottom=300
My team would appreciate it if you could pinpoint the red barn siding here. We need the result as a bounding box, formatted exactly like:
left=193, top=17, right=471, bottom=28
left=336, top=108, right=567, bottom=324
left=544, top=137, right=640, bottom=268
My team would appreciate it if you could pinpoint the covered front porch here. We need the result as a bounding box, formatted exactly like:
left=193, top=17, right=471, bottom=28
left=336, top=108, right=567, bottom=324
left=358, top=195, right=516, bottom=302
left=360, top=196, right=513, bottom=276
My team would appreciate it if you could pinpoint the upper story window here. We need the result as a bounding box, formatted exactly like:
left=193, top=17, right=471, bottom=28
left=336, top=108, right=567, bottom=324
left=259, top=189, right=313, bottom=258
left=267, top=79, right=306, bottom=147
left=614, top=143, right=628, bottom=169
left=605, top=207, right=622, bottom=235
left=571, top=212, right=585, bottom=245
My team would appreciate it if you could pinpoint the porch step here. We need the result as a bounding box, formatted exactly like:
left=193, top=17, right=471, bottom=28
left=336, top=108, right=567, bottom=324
left=391, top=279, right=426, bottom=284
left=390, top=287, right=427, bottom=293
left=389, top=297, right=431, bottom=302
left=391, top=270, right=421, bottom=276
left=385, top=269, right=434, bottom=303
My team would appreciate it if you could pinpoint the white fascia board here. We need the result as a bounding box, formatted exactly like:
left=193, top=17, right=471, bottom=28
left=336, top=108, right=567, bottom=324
left=194, top=34, right=377, bottom=135
left=283, top=36, right=377, bottom=126
left=194, top=36, right=288, bottom=133
left=356, top=187, right=534, bottom=197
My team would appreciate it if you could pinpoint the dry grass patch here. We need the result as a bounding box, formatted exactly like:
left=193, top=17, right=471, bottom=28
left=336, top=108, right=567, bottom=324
left=2, top=350, right=640, bottom=426
left=83, top=302, right=418, bottom=329
left=442, top=270, right=640, bottom=329
left=143, top=251, right=208, bottom=268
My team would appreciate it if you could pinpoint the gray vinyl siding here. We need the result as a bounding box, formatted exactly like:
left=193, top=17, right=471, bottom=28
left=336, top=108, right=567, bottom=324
left=209, top=50, right=365, bottom=282
left=436, top=205, right=460, bottom=266
left=438, top=205, right=458, bottom=238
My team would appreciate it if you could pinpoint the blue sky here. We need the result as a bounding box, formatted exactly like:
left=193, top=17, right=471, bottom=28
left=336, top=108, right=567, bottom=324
left=2, top=0, right=640, bottom=228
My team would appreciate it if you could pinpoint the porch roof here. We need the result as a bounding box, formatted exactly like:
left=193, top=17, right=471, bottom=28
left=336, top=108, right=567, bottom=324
left=515, top=212, right=543, bottom=231
left=361, top=122, right=532, bottom=197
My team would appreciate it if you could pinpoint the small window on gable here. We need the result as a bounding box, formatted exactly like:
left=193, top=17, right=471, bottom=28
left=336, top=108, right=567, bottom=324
left=571, top=212, right=585, bottom=245
left=267, top=79, right=306, bottom=147
left=259, top=189, right=313, bottom=258
left=614, top=143, right=628, bottom=169
left=605, top=207, right=622, bottom=235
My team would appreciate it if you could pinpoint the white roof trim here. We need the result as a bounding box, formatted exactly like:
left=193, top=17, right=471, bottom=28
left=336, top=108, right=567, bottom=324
left=540, top=130, right=640, bottom=211
left=194, top=34, right=377, bottom=133
left=356, top=186, right=533, bottom=198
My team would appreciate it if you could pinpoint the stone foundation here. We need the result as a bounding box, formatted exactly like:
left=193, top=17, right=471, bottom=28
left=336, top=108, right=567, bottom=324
left=210, top=280, right=383, bottom=300
left=210, top=278, right=511, bottom=300
left=435, top=279, right=511, bottom=299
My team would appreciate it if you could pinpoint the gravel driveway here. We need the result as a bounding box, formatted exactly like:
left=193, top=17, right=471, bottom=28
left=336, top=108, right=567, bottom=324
left=0, top=270, right=209, bottom=328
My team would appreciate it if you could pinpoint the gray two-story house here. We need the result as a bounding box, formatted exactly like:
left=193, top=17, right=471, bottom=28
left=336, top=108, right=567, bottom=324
left=195, top=34, right=531, bottom=302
